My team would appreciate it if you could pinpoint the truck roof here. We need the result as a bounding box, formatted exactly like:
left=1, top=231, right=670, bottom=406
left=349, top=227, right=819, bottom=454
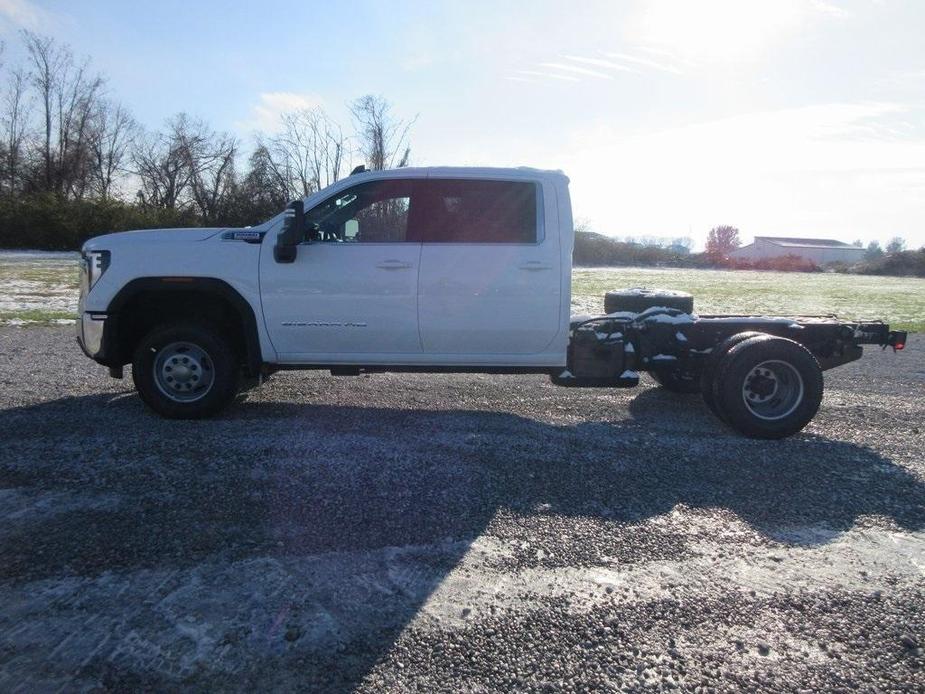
left=348, top=166, right=569, bottom=182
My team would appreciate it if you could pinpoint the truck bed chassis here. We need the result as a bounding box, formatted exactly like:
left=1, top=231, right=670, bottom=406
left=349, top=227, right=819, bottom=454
left=555, top=309, right=906, bottom=388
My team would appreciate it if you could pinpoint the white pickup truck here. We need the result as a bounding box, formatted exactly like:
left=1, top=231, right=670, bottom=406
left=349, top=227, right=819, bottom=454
left=77, top=166, right=905, bottom=438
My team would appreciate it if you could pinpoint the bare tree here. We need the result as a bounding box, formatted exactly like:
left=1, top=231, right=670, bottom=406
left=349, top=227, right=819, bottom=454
left=886, top=236, right=906, bottom=253
left=56, top=57, right=103, bottom=198
left=133, top=114, right=199, bottom=210
left=134, top=113, right=238, bottom=220
left=22, top=31, right=65, bottom=192
left=1, top=67, right=30, bottom=196
left=261, top=107, right=347, bottom=198
left=350, top=95, right=415, bottom=170
left=22, top=30, right=103, bottom=198
left=187, top=130, right=237, bottom=223
left=88, top=99, right=136, bottom=199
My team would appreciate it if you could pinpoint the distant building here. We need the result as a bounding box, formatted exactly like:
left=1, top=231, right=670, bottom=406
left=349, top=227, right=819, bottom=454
left=729, top=236, right=865, bottom=265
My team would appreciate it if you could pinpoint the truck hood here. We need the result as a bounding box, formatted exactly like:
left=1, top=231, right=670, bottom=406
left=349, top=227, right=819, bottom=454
left=82, top=227, right=228, bottom=251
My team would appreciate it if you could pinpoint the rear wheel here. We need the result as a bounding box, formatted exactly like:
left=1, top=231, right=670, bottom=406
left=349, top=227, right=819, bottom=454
left=651, top=368, right=701, bottom=394
left=132, top=322, right=240, bottom=419
left=711, top=335, right=823, bottom=439
left=700, top=331, right=764, bottom=420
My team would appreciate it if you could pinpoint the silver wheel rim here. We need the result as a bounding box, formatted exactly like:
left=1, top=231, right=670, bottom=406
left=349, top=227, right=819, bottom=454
left=741, top=359, right=804, bottom=421
left=153, top=341, right=215, bottom=403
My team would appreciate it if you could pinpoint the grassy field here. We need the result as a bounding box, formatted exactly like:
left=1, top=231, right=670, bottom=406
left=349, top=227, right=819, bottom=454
left=0, top=252, right=78, bottom=325
left=0, top=252, right=922, bottom=332
left=573, top=267, right=925, bottom=333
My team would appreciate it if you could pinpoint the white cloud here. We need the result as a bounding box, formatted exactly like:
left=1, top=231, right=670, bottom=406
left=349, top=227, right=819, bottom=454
left=513, top=69, right=579, bottom=83
left=561, top=56, right=637, bottom=73
left=237, top=92, right=325, bottom=134
left=538, top=62, right=613, bottom=80
left=511, top=48, right=685, bottom=87
left=0, top=0, right=50, bottom=30
left=603, top=52, right=683, bottom=75
left=626, top=0, right=848, bottom=63
left=400, top=51, right=433, bottom=72
left=809, top=0, right=851, bottom=19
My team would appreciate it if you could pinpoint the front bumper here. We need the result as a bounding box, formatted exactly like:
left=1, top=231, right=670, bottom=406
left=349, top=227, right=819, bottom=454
left=76, top=312, right=112, bottom=361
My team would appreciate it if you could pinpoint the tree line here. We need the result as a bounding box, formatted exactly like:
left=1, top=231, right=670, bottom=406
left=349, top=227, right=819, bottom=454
left=575, top=223, right=924, bottom=277
left=0, top=31, right=414, bottom=250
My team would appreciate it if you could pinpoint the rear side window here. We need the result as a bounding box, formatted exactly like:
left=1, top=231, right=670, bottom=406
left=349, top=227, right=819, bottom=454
left=415, top=179, right=538, bottom=243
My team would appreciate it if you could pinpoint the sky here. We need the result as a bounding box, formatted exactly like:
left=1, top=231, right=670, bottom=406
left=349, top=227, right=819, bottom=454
left=1, top=0, right=924, bottom=249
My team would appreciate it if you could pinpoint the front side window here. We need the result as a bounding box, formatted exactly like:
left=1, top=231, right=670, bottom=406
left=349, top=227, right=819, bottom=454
left=414, top=179, right=538, bottom=243
left=305, top=180, right=412, bottom=243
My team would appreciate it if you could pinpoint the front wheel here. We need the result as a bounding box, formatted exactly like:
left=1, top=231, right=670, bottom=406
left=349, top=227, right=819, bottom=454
left=132, top=322, right=240, bottom=419
left=711, top=335, right=823, bottom=439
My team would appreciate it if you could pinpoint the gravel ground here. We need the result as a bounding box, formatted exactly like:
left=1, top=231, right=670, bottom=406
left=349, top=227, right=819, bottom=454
left=0, top=326, right=923, bottom=692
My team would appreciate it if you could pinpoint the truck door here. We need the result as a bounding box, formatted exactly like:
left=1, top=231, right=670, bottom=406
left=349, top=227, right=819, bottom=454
left=260, top=178, right=423, bottom=361
left=415, top=178, right=561, bottom=356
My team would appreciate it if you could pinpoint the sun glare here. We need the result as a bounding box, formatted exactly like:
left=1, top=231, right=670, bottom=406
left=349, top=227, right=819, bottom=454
left=632, top=0, right=816, bottom=63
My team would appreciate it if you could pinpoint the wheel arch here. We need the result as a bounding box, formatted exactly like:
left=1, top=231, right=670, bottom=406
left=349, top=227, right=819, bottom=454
left=106, top=277, right=263, bottom=376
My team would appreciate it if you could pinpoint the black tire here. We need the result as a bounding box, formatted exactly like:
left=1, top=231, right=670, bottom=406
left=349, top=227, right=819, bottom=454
left=604, top=288, right=694, bottom=315
left=132, top=321, right=240, bottom=419
left=699, top=331, right=765, bottom=420
left=711, top=335, right=823, bottom=439
left=651, top=368, right=702, bottom=394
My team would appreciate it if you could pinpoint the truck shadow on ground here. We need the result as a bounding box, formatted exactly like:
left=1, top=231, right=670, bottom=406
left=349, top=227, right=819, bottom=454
left=1, top=391, right=923, bottom=690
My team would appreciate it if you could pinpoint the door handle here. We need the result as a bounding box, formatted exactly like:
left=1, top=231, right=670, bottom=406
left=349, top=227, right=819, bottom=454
left=518, top=261, right=552, bottom=271
left=376, top=260, right=413, bottom=270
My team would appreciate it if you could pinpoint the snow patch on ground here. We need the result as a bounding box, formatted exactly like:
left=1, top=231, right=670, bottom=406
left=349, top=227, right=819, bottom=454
left=420, top=520, right=925, bottom=626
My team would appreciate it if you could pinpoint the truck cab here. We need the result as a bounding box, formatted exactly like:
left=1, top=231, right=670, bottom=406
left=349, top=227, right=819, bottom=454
left=258, top=167, right=572, bottom=366
left=77, top=167, right=575, bottom=416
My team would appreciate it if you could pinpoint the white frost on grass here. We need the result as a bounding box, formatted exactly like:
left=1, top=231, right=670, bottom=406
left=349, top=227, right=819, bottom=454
left=5, top=317, right=75, bottom=325
left=0, top=249, right=79, bottom=260
left=0, top=253, right=79, bottom=323
left=0, top=289, right=76, bottom=312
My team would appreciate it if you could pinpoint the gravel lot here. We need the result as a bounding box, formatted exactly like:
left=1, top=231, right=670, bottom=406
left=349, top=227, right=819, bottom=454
left=1, top=326, right=923, bottom=692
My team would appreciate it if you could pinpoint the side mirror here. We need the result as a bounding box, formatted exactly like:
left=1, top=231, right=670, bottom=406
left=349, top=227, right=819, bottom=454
left=274, top=200, right=305, bottom=263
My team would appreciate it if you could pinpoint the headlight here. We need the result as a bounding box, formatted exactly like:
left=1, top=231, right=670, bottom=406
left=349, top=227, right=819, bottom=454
left=82, top=250, right=111, bottom=290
